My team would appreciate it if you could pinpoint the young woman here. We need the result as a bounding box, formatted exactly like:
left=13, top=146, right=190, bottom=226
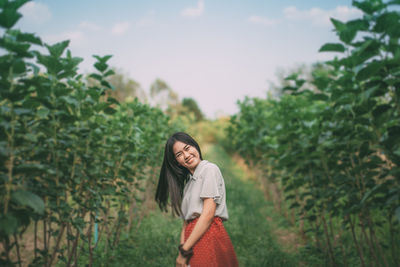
left=155, top=132, right=239, bottom=267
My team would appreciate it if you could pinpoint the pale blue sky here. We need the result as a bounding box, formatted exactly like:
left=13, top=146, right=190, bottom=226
left=16, top=0, right=360, bottom=118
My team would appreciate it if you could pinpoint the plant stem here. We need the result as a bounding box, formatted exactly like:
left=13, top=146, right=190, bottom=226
left=359, top=213, right=380, bottom=266
left=67, top=223, right=71, bottom=257
left=66, top=228, right=80, bottom=267
left=88, top=213, right=94, bottom=267
left=366, top=214, right=388, bottom=267
left=348, top=215, right=366, bottom=267
left=13, top=234, right=22, bottom=267
left=337, top=223, right=348, bottom=267
left=4, top=67, right=16, bottom=216
left=321, top=213, right=336, bottom=266
left=47, top=213, right=52, bottom=257
left=43, top=219, right=47, bottom=265
left=34, top=220, right=38, bottom=259
left=48, top=223, right=66, bottom=267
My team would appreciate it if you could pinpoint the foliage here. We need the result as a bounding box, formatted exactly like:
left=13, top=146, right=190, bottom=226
left=228, top=0, right=400, bottom=266
left=181, top=97, right=205, bottom=121
left=0, top=1, right=176, bottom=266
left=185, top=117, right=231, bottom=148
left=150, top=78, right=179, bottom=110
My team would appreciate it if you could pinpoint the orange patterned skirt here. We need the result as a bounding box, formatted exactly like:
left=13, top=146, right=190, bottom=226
left=184, top=217, right=239, bottom=267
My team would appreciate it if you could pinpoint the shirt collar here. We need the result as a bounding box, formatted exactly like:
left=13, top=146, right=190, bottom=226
left=189, top=160, right=208, bottom=181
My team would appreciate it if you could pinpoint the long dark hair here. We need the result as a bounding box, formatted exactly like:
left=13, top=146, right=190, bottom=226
left=155, top=132, right=203, bottom=216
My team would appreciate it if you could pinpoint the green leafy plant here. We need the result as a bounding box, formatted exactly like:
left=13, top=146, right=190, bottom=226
left=228, top=0, right=400, bottom=266
left=0, top=1, right=176, bottom=266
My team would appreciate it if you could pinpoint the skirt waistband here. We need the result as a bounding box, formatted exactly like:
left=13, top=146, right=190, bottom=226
left=186, top=216, right=223, bottom=224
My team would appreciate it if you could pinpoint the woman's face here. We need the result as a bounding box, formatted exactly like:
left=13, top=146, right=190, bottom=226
left=172, top=141, right=201, bottom=174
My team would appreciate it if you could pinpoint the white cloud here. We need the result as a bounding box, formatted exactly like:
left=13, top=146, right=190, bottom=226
left=181, top=0, right=204, bottom=18
left=112, top=22, right=131, bottom=35
left=78, top=21, right=102, bottom=31
left=248, top=15, right=278, bottom=27
left=20, top=2, right=52, bottom=25
left=283, top=5, right=362, bottom=26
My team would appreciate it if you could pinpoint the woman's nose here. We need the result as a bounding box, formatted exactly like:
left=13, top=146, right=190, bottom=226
left=183, top=150, right=190, bottom=158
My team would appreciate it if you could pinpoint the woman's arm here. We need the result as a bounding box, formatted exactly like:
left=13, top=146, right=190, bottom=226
left=181, top=198, right=216, bottom=251
left=176, top=220, right=189, bottom=267
left=180, top=220, right=187, bottom=244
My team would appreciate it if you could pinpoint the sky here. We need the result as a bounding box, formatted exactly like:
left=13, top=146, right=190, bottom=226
left=16, top=0, right=362, bottom=118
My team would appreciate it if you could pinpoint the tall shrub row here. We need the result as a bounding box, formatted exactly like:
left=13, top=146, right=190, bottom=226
left=0, top=1, right=174, bottom=266
left=228, top=0, right=400, bottom=266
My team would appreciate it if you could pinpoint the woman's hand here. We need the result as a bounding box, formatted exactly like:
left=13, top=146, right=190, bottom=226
left=176, top=252, right=188, bottom=267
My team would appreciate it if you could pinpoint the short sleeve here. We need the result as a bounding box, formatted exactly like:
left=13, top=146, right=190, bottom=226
left=199, top=164, right=223, bottom=204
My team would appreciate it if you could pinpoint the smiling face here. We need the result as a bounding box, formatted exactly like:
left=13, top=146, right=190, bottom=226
left=172, top=140, right=201, bottom=174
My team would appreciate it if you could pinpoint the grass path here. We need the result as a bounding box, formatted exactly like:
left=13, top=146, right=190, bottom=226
left=205, top=145, right=299, bottom=266
left=91, top=144, right=301, bottom=266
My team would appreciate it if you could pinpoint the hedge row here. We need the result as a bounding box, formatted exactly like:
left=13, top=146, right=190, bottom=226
left=228, top=1, right=400, bottom=266
left=0, top=1, right=175, bottom=266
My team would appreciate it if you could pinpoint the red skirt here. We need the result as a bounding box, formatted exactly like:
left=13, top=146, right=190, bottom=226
left=184, top=217, right=239, bottom=267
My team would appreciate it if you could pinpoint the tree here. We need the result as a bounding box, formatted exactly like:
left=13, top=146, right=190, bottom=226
left=182, top=97, right=204, bottom=121
left=107, top=68, right=147, bottom=103
left=149, top=78, right=179, bottom=110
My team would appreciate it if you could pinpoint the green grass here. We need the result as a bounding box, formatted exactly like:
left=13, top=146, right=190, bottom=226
left=78, top=144, right=300, bottom=266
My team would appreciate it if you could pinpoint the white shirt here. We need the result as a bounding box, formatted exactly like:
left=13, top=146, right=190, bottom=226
left=181, top=160, right=229, bottom=221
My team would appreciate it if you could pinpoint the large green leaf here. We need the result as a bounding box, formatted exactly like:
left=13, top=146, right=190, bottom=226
left=353, top=0, right=387, bottom=15
left=101, top=80, right=114, bottom=90
left=374, top=12, right=400, bottom=32
left=89, top=73, right=103, bottom=81
left=346, top=19, right=369, bottom=32
left=92, top=55, right=113, bottom=73
left=94, top=61, right=108, bottom=73
left=330, top=18, right=346, bottom=32
left=340, top=28, right=358, bottom=44
left=11, top=58, right=26, bottom=74
left=16, top=31, right=43, bottom=45
left=0, top=214, right=18, bottom=235
left=45, top=40, right=70, bottom=58
left=0, top=8, right=22, bottom=29
left=388, top=0, right=400, bottom=6
left=319, top=43, right=346, bottom=53
left=356, top=60, right=382, bottom=81
left=11, top=190, right=45, bottom=214
left=103, top=69, right=115, bottom=77
left=93, top=54, right=112, bottom=63
left=8, top=0, right=30, bottom=10
left=330, top=18, right=362, bottom=44
left=1, top=36, right=31, bottom=54
left=36, top=53, right=62, bottom=74
left=353, top=39, right=381, bottom=65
